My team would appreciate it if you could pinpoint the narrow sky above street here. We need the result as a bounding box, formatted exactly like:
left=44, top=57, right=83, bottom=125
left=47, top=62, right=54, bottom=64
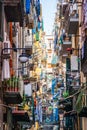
left=41, top=0, right=57, bottom=35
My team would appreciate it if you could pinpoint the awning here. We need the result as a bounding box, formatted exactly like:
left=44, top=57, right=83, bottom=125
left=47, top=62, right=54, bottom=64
left=12, top=110, right=30, bottom=122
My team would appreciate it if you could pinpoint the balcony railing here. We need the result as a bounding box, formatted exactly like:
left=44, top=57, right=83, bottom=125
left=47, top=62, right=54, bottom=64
left=64, top=3, right=79, bottom=34
left=63, top=35, right=72, bottom=44
left=59, top=35, right=72, bottom=56
left=59, top=1, right=68, bottom=19
left=3, top=77, right=23, bottom=104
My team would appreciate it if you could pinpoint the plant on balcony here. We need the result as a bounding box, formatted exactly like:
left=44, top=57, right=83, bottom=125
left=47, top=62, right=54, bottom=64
left=5, top=77, right=19, bottom=92
left=13, top=76, right=19, bottom=92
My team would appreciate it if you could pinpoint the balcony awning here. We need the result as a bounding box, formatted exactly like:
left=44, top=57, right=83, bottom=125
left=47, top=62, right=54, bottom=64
left=12, top=110, right=30, bottom=122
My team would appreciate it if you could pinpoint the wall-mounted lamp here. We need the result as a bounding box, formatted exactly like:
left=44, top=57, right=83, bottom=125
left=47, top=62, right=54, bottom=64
left=19, top=53, right=29, bottom=63
left=2, top=47, right=29, bottom=63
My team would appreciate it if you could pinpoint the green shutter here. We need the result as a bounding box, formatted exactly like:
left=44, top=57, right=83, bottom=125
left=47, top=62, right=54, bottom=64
left=66, top=58, right=71, bottom=71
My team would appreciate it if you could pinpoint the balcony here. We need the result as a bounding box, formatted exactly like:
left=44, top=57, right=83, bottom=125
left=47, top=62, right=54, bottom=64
left=59, top=2, right=68, bottom=19
left=81, top=38, right=87, bottom=76
left=59, top=35, right=72, bottom=56
left=12, top=110, right=30, bottom=122
left=4, top=0, right=24, bottom=26
left=76, top=91, right=87, bottom=117
left=64, top=3, right=79, bottom=34
left=3, top=77, right=23, bottom=104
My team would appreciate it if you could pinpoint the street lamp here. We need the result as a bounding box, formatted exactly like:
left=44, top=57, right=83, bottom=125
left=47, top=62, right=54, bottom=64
left=19, top=53, right=29, bottom=63
left=2, top=47, right=29, bottom=63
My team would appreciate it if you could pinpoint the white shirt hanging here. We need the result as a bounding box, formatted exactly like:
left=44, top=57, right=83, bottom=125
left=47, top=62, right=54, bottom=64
left=2, top=59, right=10, bottom=80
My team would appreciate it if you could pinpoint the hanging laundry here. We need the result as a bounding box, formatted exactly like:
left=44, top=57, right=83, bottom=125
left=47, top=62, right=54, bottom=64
left=30, top=0, right=34, bottom=6
left=36, top=31, right=39, bottom=41
left=42, top=19, right=44, bottom=31
left=2, top=59, right=10, bottom=80
left=51, top=78, right=57, bottom=95
left=26, top=0, right=31, bottom=14
left=36, top=0, right=40, bottom=16
left=38, top=21, right=40, bottom=30
left=32, top=28, right=36, bottom=34
left=51, top=53, right=58, bottom=65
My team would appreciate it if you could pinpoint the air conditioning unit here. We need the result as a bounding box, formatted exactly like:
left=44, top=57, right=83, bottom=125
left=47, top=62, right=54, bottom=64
left=3, top=40, right=10, bottom=55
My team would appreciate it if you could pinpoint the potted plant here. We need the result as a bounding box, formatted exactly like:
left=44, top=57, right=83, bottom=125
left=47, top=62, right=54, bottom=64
left=14, top=76, right=19, bottom=92
left=5, top=76, right=19, bottom=92
left=6, top=78, right=14, bottom=91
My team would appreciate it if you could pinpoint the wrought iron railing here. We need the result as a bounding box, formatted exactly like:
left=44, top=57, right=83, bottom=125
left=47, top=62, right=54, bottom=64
left=3, top=76, right=23, bottom=96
